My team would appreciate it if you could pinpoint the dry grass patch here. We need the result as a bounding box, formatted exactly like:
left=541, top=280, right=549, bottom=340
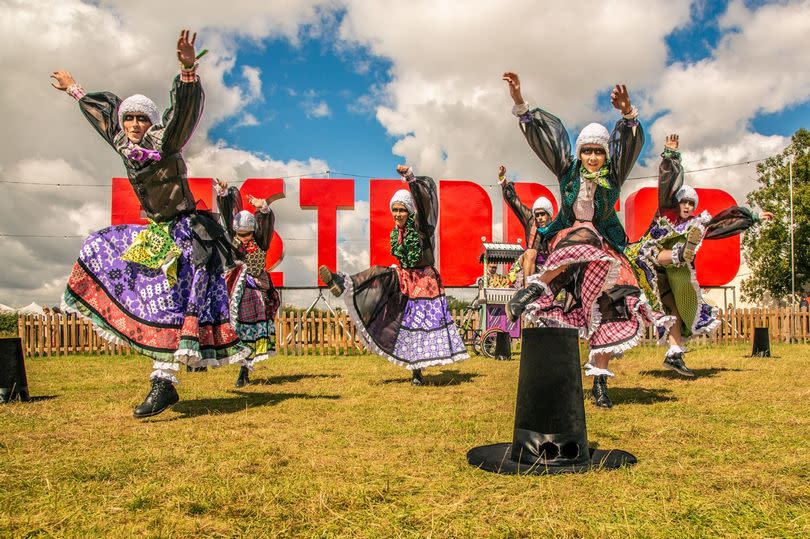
left=1, top=344, right=809, bottom=537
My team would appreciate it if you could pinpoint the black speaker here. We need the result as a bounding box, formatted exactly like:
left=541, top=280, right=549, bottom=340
left=0, top=338, right=30, bottom=403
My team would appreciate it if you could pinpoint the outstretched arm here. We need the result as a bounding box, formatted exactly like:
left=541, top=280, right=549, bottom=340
left=52, top=70, right=122, bottom=148
left=248, top=194, right=275, bottom=251
left=215, top=179, right=242, bottom=241
left=503, top=72, right=572, bottom=178
left=397, top=165, right=437, bottom=237
left=658, top=134, right=683, bottom=214
left=704, top=207, right=773, bottom=239
left=608, top=84, right=644, bottom=187
left=160, top=29, right=205, bottom=153
left=498, top=165, right=533, bottom=229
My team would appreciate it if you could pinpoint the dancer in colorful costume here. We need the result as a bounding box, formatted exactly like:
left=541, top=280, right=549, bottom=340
left=319, top=166, right=469, bottom=385
left=52, top=30, right=247, bottom=418
left=215, top=180, right=281, bottom=387
left=502, top=73, right=674, bottom=408
left=498, top=164, right=554, bottom=279
left=627, top=134, right=772, bottom=376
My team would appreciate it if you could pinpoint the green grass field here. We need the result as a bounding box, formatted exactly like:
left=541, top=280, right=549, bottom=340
left=1, top=344, right=809, bottom=538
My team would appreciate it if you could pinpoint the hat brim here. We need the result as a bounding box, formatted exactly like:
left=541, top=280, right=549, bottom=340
left=466, top=443, right=636, bottom=475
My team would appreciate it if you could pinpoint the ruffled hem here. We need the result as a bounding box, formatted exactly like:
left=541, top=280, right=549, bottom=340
left=61, top=294, right=251, bottom=367
left=341, top=271, right=469, bottom=371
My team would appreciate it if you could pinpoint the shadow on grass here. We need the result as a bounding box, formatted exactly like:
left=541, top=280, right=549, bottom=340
left=380, top=369, right=480, bottom=387
left=587, top=386, right=676, bottom=405
left=639, top=367, right=745, bottom=380
left=251, top=373, right=340, bottom=386
left=0, top=395, right=58, bottom=404
left=159, top=391, right=340, bottom=419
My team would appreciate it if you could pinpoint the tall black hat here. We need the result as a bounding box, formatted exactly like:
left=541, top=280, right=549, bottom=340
left=0, top=337, right=30, bottom=403
left=467, top=327, right=636, bottom=474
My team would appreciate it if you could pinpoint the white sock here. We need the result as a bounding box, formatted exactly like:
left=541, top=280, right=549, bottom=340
left=151, top=361, right=179, bottom=384
left=666, top=344, right=683, bottom=357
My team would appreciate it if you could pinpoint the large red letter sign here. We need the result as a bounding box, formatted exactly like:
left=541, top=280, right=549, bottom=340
left=501, top=182, right=558, bottom=243
left=439, top=181, right=493, bottom=286
left=625, top=187, right=741, bottom=286
left=300, top=179, right=355, bottom=285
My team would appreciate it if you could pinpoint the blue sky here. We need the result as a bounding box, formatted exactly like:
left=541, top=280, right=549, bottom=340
left=209, top=31, right=398, bottom=199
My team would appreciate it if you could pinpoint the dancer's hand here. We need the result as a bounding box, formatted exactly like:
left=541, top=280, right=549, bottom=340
left=498, top=165, right=507, bottom=185
left=502, top=72, right=524, bottom=105
left=396, top=165, right=411, bottom=176
left=50, top=70, right=76, bottom=91
left=610, top=84, right=632, bottom=115
left=665, top=134, right=679, bottom=151
left=247, top=194, right=265, bottom=209
left=215, top=178, right=228, bottom=190
left=177, top=29, right=197, bottom=69
left=760, top=211, right=774, bottom=221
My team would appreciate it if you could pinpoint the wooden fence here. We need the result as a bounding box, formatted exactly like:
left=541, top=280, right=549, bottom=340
left=16, top=307, right=810, bottom=358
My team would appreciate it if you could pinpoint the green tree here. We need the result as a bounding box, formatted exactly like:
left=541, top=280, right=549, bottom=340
left=741, top=128, right=810, bottom=304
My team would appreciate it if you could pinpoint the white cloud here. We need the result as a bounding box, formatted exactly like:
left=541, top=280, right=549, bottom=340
left=232, top=112, right=261, bottom=129
left=307, top=100, right=332, bottom=118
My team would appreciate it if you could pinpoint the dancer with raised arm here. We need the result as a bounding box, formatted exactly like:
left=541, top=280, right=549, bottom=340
left=52, top=30, right=246, bottom=418
left=498, top=164, right=554, bottom=280
left=627, top=134, right=773, bottom=376
left=216, top=180, right=281, bottom=387
left=502, top=72, right=673, bottom=408
left=318, top=166, right=469, bottom=385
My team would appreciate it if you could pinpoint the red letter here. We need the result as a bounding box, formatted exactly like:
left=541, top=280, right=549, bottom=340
left=369, top=179, right=405, bottom=267
left=501, top=182, right=558, bottom=243
left=439, top=180, right=493, bottom=286
left=111, top=177, right=213, bottom=224
left=300, top=179, right=355, bottom=285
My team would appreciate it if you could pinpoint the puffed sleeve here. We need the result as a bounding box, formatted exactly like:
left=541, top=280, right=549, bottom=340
left=658, top=149, right=683, bottom=215
left=502, top=181, right=533, bottom=229
left=608, top=117, right=645, bottom=187
left=78, top=91, right=123, bottom=149
left=216, top=185, right=243, bottom=241
left=704, top=206, right=760, bottom=239
left=158, top=74, right=205, bottom=153
left=254, top=204, right=275, bottom=252
left=408, top=175, right=438, bottom=238
left=519, top=108, right=573, bottom=179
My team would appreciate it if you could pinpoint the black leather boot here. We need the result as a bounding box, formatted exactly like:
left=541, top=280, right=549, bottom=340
left=133, top=378, right=179, bottom=418
left=506, top=283, right=544, bottom=322
left=318, top=265, right=345, bottom=297
left=235, top=365, right=250, bottom=387
left=411, top=368, right=424, bottom=386
left=592, top=375, right=613, bottom=408
left=663, top=351, right=695, bottom=377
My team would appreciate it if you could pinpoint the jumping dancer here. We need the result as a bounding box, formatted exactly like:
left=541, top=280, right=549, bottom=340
left=52, top=30, right=247, bottom=418
left=627, top=134, right=773, bottom=376
left=319, top=166, right=469, bottom=385
left=215, top=180, right=281, bottom=387
left=502, top=73, right=673, bottom=408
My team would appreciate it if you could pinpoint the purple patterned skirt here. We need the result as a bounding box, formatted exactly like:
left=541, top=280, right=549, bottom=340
left=342, top=265, right=469, bottom=370
left=63, top=215, right=247, bottom=366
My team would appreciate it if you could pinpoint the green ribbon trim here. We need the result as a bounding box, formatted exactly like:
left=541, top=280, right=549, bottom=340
left=389, top=214, right=422, bottom=268
left=120, top=219, right=181, bottom=286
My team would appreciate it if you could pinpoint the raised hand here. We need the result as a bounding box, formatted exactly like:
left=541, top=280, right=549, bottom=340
left=665, top=134, right=679, bottom=151
left=177, top=29, right=197, bottom=68
left=247, top=194, right=265, bottom=209
left=50, top=70, right=76, bottom=91
left=396, top=164, right=411, bottom=176
left=502, top=72, right=524, bottom=105
left=761, top=211, right=774, bottom=221
left=215, top=178, right=228, bottom=190
left=498, top=165, right=507, bottom=184
left=610, top=84, right=632, bottom=115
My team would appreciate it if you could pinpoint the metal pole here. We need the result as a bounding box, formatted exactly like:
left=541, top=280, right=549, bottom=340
left=789, top=153, right=795, bottom=306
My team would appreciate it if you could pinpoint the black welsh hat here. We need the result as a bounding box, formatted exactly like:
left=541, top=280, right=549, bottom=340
left=467, top=327, right=636, bottom=474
